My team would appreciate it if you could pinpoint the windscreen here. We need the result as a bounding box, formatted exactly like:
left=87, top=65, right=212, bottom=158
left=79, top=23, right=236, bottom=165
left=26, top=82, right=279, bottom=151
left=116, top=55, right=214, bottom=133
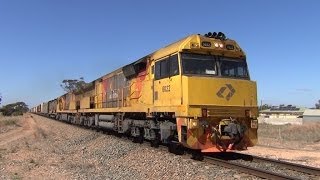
left=181, top=53, right=216, bottom=75
left=220, top=58, right=248, bottom=78
left=181, top=53, right=249, bottom=79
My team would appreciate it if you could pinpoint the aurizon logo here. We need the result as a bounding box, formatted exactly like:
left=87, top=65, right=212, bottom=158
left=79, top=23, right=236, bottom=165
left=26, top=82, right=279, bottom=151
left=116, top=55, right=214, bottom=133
left=216, top=84, right=236, bottom=101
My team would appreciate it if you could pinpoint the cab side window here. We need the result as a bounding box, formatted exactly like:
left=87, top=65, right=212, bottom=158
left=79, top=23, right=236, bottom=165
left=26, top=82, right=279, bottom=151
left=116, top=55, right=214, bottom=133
left=169, top=54, right=179, bottom=76
left=160, top=59, right=168, bottom=78
left=155, top=61, right=161, bottom=80
left=155, top=54, right=179, bottom=80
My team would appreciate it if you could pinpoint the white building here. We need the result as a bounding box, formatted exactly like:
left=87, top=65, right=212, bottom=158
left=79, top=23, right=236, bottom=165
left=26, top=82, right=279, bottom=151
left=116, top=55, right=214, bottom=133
left=259, top=105, right=304, bottom=125
left=303, top=109, right=320, bottom=123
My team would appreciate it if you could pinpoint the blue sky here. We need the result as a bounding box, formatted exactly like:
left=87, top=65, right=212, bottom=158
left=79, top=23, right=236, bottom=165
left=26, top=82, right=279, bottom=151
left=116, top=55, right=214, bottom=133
left=0, top=0, right=319, bottom=108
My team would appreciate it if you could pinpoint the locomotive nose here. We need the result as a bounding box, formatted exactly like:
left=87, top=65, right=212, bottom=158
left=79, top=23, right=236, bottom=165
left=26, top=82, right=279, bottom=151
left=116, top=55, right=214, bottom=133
left=186, top=77, right=257, bottom=108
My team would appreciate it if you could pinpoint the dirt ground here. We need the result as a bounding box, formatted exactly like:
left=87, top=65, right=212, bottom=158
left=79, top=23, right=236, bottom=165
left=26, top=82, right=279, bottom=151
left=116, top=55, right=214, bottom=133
left=0, top=114, right=320, bottom=179
left=243, top=123, right=320, bottom=168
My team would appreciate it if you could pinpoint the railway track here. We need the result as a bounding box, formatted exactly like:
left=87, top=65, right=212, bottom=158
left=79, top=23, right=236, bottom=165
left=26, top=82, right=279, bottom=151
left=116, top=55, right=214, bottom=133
left=34, top=114, right=320, bottom=179
left=206, top=152, right=320, bottom=180
left=204, top=156, right=297, bottom=180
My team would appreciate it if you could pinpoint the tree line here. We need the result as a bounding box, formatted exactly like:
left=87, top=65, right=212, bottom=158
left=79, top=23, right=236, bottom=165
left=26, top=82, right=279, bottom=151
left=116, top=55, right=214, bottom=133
left=260, top=100, right=320, bottom=110
left=0, top=102, right=29, bottom=116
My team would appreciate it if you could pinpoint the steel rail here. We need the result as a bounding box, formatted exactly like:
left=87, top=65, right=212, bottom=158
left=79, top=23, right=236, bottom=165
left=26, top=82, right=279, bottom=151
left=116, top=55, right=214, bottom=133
left=241, top=153, right=320, bottom=176
left=204, top=156, right=299, bottom=180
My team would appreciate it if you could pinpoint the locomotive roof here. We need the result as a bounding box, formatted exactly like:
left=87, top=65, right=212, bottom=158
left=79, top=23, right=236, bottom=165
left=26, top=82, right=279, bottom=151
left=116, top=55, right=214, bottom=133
left=90, top=34, right=196, bottom=82
left=58, top=33, right=244, bottom=99
left=106, top=33, right=244, bottom=76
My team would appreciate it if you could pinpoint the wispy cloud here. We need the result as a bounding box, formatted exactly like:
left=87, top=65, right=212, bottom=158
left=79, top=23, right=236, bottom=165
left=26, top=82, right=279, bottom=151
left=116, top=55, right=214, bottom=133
left=295, top=88, right=312, bottom=92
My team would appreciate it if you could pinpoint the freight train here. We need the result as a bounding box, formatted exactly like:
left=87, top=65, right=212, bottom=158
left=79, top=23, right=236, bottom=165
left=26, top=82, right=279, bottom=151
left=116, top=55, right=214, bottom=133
left=31, top=32, right=258, bottom=160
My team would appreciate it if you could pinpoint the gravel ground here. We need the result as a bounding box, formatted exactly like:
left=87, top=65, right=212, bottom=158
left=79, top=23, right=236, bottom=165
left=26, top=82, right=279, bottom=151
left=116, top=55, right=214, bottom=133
left=242, top=124, right=320, bottom=168
left=232, top=159, right=317, bottom=180
left=0, top=114, right=259, bottom=180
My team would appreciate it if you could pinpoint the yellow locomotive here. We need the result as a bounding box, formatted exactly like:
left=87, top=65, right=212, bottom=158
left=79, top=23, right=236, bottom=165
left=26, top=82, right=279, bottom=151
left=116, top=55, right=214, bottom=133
left=38, top=32, right=258, bottom=159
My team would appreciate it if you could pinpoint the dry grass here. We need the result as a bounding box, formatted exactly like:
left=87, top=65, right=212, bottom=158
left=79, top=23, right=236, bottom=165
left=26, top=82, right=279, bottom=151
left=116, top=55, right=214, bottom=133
left=0, top=116, right=19, bottom=127
left=0, top=116, right=22, bottom=135
left=259, top=122, right=320, bottom=143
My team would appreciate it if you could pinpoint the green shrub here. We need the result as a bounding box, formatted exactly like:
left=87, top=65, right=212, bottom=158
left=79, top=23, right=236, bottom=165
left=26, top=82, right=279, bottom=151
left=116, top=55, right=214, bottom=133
left=0, top=102, right=28, bottom=116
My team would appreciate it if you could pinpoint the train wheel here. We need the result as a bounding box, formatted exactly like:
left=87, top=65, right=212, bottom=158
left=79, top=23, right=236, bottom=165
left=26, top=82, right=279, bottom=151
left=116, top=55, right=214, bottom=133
left=176, top=145, right=185, bottom=155
left=168, top=141, right=184, bottom=155
left=132, top=136, right=140, bottom=143
left=115, top=133, right=123, bottom=138
left=191, top=150, right=204, bottom=161
left=132, top=137, right=137, bottom=143
left=138, top=135, right=144, bottom=144
left=168, top=143, right=173, bottom=153
left=150, top=139, right=160, bottom=148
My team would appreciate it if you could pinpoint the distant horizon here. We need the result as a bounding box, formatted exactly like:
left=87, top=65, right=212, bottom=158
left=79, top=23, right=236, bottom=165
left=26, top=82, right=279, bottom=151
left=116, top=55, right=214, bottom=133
left=0, top=101, right=316, bottom=109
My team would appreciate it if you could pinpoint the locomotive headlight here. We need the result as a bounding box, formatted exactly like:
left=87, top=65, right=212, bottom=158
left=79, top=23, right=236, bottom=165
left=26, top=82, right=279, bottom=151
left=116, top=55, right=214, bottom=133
left=192, top=121, right=197, bottom=127
left=251, top=119, right=258, bottom=129
left=219, top=43, right=224, bottom=48
left=202, top=108, right=208, bottom=117
left=245, top=110, right=251, bottom=118
left=214, top=42, right=219, bottom=47
left=191, top=42, right=200, bottom=48
left=189, top=119, right=198, bottom=129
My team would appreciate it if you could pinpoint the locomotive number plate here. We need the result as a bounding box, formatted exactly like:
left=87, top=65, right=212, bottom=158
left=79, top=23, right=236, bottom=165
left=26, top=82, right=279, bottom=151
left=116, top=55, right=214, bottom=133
left=202, top=41, right=211, bottom=47
left=162, top=85, right=170, bottom=92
